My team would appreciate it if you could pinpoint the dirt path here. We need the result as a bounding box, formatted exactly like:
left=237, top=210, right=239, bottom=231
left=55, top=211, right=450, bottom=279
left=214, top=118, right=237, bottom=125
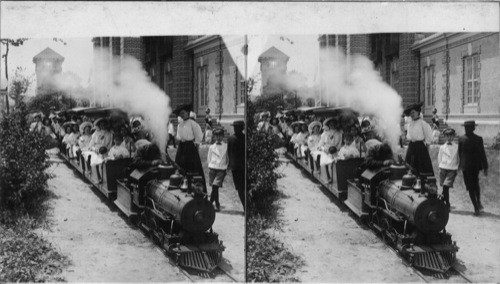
left=271, top=156, right=500, bottom=283
left=270, top=159, right=422, bottom=282
left=37, top=162, right=189, bottom=282
left=37, top=147, right=244, bottom=282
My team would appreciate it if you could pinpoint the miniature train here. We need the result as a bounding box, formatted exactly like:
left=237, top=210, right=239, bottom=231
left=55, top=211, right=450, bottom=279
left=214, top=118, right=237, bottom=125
left=284, top=106, right=459, bottom=277
left=56, top=106, right=224, bottom=275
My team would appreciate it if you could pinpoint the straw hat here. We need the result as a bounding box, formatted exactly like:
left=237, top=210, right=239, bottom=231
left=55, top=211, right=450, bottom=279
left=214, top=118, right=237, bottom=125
left=308, top=121, right=322, bottom=133
left=79, top=121, right=93, bottom=134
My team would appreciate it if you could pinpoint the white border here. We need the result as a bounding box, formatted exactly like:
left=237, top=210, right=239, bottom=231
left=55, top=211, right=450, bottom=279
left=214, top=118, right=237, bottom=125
left=1, top=1, right=499, bottom=38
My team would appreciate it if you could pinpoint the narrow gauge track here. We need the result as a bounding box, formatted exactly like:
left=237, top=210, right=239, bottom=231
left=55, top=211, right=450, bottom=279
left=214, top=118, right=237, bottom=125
left=370, top=228, right=472, bottom=283
left=283, top=149, right=459, bottom=281
left=56, top=154, right=234, bottom=282
left=286, top=155, right=470, bottom=283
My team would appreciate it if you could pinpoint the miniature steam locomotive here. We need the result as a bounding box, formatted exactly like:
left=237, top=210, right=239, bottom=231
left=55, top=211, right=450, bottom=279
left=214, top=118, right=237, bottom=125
left=115, top=165, right=224, bottom=274
left=57, top=106, right=224, bottom=275
left=285, top=106, right=459, bottom=277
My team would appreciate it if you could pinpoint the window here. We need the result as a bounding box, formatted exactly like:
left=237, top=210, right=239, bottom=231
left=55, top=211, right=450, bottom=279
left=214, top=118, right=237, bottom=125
left=198, top=66, right=208, bottom=106
left=464, top=54, right=480, bottom=105
left=240, top=80, right=246, bottom=104
left=424, top=66, right=434, bottom=107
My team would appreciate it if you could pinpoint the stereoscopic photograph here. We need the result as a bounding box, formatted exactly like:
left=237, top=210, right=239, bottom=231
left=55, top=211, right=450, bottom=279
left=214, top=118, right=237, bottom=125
left=1, top=1, right=499, bottom=283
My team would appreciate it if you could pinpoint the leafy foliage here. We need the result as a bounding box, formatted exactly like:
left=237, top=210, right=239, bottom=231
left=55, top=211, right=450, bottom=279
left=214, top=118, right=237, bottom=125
left=8, top=67, right=34, bottom=107
left=247, top=100, right=282, bottom=213
left=252, top=92, right=303, bottom=115
left=247, top=215, right=304, bottom=282
left=26, top=92, right=79, bottom=116
left=0, top=216, right=69, bottom=282
left=0, top=101, right=52, bottom=214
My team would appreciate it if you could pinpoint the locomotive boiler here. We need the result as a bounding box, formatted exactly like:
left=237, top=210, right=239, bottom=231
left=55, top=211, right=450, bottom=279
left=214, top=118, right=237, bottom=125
left=348, top=164, right=459, bottom=276
left=115, top=165, right=224, bottom=274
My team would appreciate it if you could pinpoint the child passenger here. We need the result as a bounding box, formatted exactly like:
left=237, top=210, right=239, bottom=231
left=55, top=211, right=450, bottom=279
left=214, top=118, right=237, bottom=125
left=336, top=133, right=360, bottom=161
left=207, top=128, right=228, bottom=211
left=438, top=128, right=459, bottom=211
left=106, top=135, right=130, bottom=161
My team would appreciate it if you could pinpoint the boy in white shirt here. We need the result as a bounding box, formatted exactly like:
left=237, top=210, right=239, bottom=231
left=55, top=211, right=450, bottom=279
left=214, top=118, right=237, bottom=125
left=207, top=128, right=228, bottom=211
left=438, top=128, right=459, bottom=210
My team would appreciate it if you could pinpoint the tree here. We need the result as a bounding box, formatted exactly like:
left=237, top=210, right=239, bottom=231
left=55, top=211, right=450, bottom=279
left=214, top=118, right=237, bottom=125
left=1, top=38, right=28, bottom=114
left=1, top=38, right=67, bottom=114
left=8, top=67, right=34, bottom=108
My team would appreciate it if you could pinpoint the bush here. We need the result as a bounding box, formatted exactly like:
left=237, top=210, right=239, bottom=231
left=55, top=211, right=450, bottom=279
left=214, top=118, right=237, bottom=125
left=247, top=101, right=282, bottom=214
left=0, top=216, right=69, bottom=282
left=0, top=102, right=52, bottom=214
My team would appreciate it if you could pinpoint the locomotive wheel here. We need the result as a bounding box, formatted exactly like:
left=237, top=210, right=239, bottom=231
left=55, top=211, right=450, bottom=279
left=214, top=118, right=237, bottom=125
left=380, top=217, right=392, bottom=244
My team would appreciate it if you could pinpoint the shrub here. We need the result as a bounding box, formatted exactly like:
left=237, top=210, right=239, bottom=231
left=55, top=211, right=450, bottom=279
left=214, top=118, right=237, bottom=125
left=0, top=102, right=52, bottom=215
left=247, top=215, right=303, bottom=282
left=0, top=216, right=69, bottom=282
left=247, top=101, right=282, bottom=213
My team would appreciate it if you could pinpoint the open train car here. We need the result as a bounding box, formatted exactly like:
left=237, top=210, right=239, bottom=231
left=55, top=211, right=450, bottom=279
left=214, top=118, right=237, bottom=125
left=287, top=106, right=364, bottom=200
left=57, top=107, right=225, bottom=275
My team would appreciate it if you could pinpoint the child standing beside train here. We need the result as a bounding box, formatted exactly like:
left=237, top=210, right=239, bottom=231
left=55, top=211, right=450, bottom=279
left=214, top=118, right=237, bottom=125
left=207, top=128, right=229, bottom=211
left=437, top=128, right=459, bottom=211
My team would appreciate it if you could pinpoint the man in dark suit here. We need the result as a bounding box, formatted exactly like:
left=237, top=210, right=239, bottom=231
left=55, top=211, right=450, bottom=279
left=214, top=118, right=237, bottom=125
left=227, top=120, right=245, bottom=210
left=458, top=120, right=488, bottom=216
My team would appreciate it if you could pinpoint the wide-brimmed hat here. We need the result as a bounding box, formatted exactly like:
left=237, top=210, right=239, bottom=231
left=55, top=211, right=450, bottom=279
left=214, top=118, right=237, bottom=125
left=93, top=117, right=108, bottom=127
left=290, top=120, right=306, bottom=128
left=443, top=128, right=456, bottom=136
left=173, top=103, right=193, bottom=116
left=231, top=120, right=245, bottom=127
left=79, top=121, right=93, bottom=134
left=308, top=121, right=322, bottom=133
left=213, top=127, right=224, bottom=136
left=259, top=111, right=270, bottom=119
left=323, top=117, right=337, bottom=128
left=62, top=121, right=77, bottom=129
left=462, top=120, right=478, bottom=127
left=403, top=102, right=424, bottom=116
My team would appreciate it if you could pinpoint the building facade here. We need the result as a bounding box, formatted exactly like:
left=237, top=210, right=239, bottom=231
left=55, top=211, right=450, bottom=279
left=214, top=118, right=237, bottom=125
left=32, top=47, right=65, bottom=96
left=184, top=35, right=245, bottom=126
left=258, top=46, right=289, bottom=96
left=412, top=33, right=500, bottom=142
left=92, top=36, right=245, bottom=130
left=318, top=33, right=421, bottom=108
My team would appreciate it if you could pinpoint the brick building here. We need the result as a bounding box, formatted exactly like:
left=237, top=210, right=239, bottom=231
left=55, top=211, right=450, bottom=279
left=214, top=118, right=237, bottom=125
left=91, top=37, right=146, bottom=106
left=93, top=36, right=245, bottom=130
left=318, top=34, right=421, bottom=108
left=412, top=33, right=500, bottom=142
left=184, top=35, right=245, bottom=127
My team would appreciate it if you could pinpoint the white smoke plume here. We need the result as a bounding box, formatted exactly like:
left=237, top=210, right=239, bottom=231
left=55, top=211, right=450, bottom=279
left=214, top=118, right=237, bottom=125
left=320, top=47, right=403, bottom=150
left=54, top=48, right=171, bottom=153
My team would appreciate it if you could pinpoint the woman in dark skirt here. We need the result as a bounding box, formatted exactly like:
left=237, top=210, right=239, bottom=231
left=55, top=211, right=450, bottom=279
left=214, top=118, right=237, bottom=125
left=404, top=103, right=434, bottom=177
left=174, top=105, right=206, bottom=193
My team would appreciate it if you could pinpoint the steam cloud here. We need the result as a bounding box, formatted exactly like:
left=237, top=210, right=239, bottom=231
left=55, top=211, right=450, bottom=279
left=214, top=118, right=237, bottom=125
left=319, top=47, right=403, bottom=150
left=53, top=48, right=171, bottom=153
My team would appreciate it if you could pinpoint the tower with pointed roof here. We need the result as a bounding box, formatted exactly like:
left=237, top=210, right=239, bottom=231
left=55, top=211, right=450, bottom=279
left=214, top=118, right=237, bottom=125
left=33, top=47, right=64, bottom=95
left=258, top=46, right=289, bottom=95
